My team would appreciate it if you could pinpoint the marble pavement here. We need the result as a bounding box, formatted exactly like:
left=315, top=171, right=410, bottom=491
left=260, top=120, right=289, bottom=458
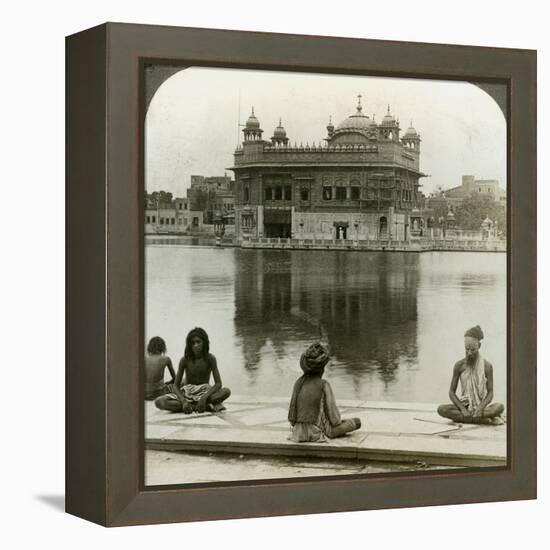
left=145, top=395, right=506, bottom=468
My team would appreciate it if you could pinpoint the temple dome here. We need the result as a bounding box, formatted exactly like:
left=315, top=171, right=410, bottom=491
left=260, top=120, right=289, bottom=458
left=273, top=118, right=287, bottom=138
left=335, top=95, right=373, bottom=131
left=403, top=122, right=419, bottom=138
left=381, top=105, right=396, bottom=126
left=245, top=107, right=260, bottom=129
left=336, top=111, right=372, bottom=131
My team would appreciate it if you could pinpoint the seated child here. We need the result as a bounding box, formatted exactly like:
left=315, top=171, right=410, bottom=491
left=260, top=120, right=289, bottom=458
left=155, top=327, right=231, bottom=414
left=144, top=336, right=176, bottom=400
left=288, top=343, right=362, bottom=442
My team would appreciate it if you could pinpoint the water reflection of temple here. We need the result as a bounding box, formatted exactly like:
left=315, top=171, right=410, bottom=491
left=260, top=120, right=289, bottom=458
left=233, top=249, right=419, bottom=388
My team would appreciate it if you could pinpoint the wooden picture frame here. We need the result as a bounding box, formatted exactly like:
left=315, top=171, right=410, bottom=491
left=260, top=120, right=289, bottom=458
left=66, top=22, right=536, bottom=526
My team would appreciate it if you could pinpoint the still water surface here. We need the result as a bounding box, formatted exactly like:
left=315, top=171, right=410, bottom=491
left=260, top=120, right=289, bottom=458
left=145, top=238, right=506, bottom=404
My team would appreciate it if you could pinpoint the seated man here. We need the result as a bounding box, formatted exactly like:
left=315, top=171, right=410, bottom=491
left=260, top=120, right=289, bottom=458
left=144, top=336, right=175, bottom=400
left=155, top=327, right=231, bottom=414
left=437, top=325, right=504, bottom=424
left=288, top=343, right=361, bottom=442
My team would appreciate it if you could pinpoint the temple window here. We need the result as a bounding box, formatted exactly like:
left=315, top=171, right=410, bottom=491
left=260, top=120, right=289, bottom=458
left=336, top=187, right=346, bottom=200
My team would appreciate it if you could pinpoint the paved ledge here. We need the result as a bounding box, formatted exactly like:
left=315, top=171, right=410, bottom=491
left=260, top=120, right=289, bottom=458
left=145, top=395, right=506, bottom=468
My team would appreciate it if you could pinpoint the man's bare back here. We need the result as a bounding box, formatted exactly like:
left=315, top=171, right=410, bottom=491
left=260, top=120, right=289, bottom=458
left=144, top=337, right=175, bottom=400
left=145, top=354, right=174, bottom=385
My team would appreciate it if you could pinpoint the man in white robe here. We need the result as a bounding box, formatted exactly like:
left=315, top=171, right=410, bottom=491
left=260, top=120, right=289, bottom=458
left=437, top=325, right=504, bottom=424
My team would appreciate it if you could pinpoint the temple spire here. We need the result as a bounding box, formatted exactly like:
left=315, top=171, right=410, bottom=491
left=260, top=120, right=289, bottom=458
left=356, top=93, right=363, bottom=113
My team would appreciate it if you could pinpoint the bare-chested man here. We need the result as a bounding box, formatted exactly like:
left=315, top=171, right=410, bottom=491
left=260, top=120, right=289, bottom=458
left=437, top=325, right=504, bottom=424
left=144, top=336, right=176, bottom=400
left=155, top=327, right=231, bottom=414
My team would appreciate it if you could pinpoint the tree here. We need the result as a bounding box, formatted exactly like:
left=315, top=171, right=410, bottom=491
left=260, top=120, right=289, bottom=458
left=429, top=198, right=450, bottom=225
left=454, top=194, right=506, bottom=234
left=148, top=190, right=173, bottom=208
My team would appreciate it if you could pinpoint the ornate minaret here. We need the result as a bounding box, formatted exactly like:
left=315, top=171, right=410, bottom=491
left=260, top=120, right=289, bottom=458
left=271, top=118, right=289, bottom=145
left=379, top=105, right=400, bottom=141
left=243, top=107, right=263, bottom=142
left=402, top=120, right=421, bottom=150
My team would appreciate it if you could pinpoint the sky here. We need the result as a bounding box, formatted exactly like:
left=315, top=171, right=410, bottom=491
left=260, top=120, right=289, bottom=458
left=145, top=67, right=506, bottom=199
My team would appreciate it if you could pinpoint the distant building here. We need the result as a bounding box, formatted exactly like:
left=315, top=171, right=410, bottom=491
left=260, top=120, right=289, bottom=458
left=144, top=206, right=177, bottom=229
left=229, top=97, right=426, bottom=242
left=144, top=195, right=204, bottom=233
left=442, top=175, right=506, bottom=212
left=187, top=175, right=235, bottom=225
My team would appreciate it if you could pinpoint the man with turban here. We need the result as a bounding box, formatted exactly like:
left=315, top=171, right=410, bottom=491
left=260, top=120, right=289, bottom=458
left=288, top=343, right=362, bottom=442
left=437, top=325, right=504, bottom=424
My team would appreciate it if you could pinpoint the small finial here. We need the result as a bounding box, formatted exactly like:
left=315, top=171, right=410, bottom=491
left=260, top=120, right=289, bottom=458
left=387, top=104, right=391, bottom=114
left=357, top=93, right=363, bottom=112
left=251, top=106, right=255, bottom=115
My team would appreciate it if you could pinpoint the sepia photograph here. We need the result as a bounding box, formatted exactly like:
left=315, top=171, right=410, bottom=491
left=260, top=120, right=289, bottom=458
left=143, top=66, right=508, bottom=487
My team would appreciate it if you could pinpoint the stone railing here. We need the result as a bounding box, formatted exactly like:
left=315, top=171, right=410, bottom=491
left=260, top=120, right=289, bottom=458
left=263, top=143, right=378, bottom=153
left=240, top=236, right=506, bottom=253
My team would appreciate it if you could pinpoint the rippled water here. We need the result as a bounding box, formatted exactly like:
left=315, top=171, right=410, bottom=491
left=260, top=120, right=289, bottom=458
left=145, top=240, right=506, bottom=404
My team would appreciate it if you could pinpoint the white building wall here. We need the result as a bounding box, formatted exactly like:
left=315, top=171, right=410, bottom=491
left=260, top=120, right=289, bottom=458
left=291, top=211, right=408, bottom=241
